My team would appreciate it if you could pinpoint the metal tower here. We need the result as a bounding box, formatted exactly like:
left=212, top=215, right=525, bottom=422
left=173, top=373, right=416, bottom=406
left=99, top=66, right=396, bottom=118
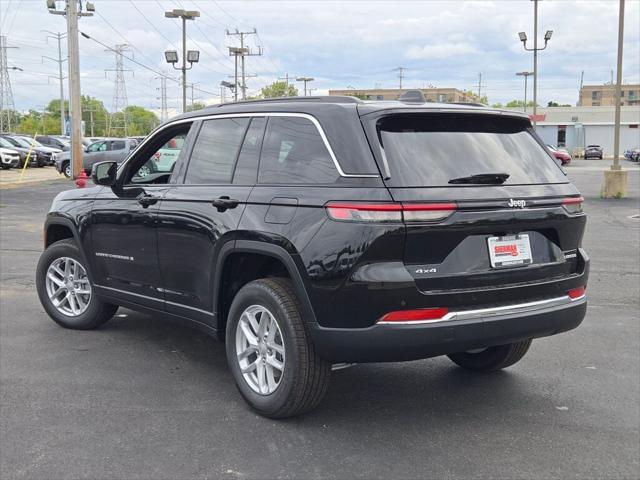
left=0, top=36, right=17, bottom=132
left=106, top=44, right=132, bottom=136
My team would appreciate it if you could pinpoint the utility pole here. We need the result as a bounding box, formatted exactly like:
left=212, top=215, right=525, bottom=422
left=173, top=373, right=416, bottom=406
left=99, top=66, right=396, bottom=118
left=578, top=70, right=584, bottom=106
left=296, top=77, right=314, bottom=96
left=226, top=29, right=262, bottom=100
left=83, top=104, right=97, bottom=137
left=156, top=75, right=168, bottom=122
left=105, top=44, right=132, bottom=136
left=164, top=9, right=200, bottom=113
left=278, top=73, right=291, bottom=96
left=603, top=0, right=628, bottom=197
left=477, top=73, right=482, bottom=99
left=189, top=82, right=201, bottom=109
left=42, top=31, right=67, bottom=135
left=48, top=0, right=95, bottom=179
left=394, top=67, right=406, bottom=93
left=227, top=46, right=246, bottom=101
left=518, top=1, right=552, bottom=127
left=0, top=35, right=18, bottom=132
left=516, top=71, right=533, bottom=111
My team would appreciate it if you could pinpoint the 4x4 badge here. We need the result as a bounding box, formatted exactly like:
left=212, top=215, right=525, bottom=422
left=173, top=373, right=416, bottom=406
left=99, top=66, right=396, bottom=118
left=508, top=199, right=527, bottom=208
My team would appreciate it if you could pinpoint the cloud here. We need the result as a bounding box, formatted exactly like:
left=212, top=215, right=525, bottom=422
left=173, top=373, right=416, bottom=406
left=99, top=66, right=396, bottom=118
left=405, top=42, right=481, bottom=60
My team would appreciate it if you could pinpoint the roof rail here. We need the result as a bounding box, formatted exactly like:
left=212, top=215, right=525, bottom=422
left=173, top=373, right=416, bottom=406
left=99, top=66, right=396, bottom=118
left=215, top=95, right=362, bottom=108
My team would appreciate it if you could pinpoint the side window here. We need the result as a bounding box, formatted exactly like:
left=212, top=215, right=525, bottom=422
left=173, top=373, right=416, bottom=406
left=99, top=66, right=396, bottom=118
left=110, top=140, right=126, bottom=151
left=131, top=133, right=188, bottom=182
left=185, top=118, right=249, bottom=184
left=233, top=117, right=266, bottom=185
left=258, top=116, right=338, bottom=184
left=88, top=141, right=106, bottom=152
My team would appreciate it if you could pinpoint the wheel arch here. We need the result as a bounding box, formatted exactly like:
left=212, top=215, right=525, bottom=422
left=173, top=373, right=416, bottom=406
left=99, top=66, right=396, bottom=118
left=214, top=240, right=317, bottom=340
left=44, top=217, right=96, bottom=284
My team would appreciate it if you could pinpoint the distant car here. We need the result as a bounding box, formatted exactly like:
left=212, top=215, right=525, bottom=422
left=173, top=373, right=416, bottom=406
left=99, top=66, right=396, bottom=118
left=547, top=145, right=571, bottom=165
left=36, top=135, right=70, bottom=151
left=55, top=138, right=138, bottom=178
left=624, top=147, right=640, bottom=162
left=11, top=135, right=61, bottom=166
left=0, top=136, right=35, bottom=168
left=584, top=145, right=603, bottom=159
left=0, top=135, right=49, bottom=167
left=0, top=145, right=21, bottom=169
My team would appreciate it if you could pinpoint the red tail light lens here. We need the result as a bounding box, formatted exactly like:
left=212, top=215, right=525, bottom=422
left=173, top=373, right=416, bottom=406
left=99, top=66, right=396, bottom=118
left=325, top=202, right=456, bottom=223
left=563, top=196, right=584, bottom=214
left=379, top=307, right=449, bottom=323
left=567, top=286, right=586, bottom=300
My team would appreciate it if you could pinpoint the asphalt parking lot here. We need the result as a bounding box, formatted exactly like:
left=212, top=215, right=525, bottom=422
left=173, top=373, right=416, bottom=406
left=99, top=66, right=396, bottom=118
left=1, top=160, right=639, bottom=480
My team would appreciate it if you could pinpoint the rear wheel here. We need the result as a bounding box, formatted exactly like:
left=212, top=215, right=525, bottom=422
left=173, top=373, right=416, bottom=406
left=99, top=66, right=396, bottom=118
left=63, top=163, right=71, bottom=178
left=447, top=339, right=532, bottom=372
left=225, top=278, right=331, bottom=418
left=36, top=239, right=118, bottom=330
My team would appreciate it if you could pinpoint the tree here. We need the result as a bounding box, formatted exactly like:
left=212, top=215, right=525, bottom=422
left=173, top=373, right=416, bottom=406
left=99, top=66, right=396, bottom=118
left=463, top=90, right=488, bottom=105
left=123, top=106, right=159, bottom=136
left=344, top=91, right=368, bottom=100
left=186, top=101, right=207, bottom=112
left=259, top=80, right=298, bottom=98
left=491, top=102, right=504, bottom=108
left=505, top=100, right=537, bottom=108
left=547, top=101, right=572, bottom=107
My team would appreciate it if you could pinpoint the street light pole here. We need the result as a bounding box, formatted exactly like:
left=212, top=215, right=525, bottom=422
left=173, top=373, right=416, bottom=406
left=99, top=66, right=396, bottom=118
left=296, top=77, right=314, bottom=96
left=164, top=9, right=200, bottom=113
left=516, top=71, right=533, bottom=112
left=518, top=0, right=552, bottom=127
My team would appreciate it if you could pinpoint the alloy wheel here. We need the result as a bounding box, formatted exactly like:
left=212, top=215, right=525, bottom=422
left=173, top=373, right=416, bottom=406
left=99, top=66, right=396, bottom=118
left=45, top=257, right=92, bottom=316
left=235, top=305, right=286, bottom=395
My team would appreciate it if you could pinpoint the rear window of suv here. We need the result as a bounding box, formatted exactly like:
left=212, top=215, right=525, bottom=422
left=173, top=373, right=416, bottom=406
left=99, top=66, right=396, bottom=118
left=375, top=113, right=567, bottom=187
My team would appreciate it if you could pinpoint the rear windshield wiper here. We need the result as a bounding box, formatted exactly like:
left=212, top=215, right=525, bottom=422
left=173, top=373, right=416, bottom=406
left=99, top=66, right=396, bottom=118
left=448, top=173, right=510, bottom=185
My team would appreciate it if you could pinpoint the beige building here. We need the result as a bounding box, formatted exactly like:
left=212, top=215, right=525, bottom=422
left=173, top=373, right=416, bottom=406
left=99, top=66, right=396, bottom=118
left=579, top=84, right=639, bottom=107
left=328, top=87, right=479, bottom=103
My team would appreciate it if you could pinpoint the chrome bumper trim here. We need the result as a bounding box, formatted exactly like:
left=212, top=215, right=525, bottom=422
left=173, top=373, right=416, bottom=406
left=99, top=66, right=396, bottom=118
left=378, top=294, right=585, bottom=325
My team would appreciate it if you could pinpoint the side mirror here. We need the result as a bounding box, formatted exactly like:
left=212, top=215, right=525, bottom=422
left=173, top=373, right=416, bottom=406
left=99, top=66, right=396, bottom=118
left=92, top=161, right=117, bottom=186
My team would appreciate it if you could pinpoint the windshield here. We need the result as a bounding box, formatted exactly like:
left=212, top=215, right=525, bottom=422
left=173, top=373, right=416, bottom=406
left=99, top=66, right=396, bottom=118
left=12, top=137, right=40, bottom=148
left=0, top=138, right=15, bottom=148
left=375, top=113, right=567, bottom=187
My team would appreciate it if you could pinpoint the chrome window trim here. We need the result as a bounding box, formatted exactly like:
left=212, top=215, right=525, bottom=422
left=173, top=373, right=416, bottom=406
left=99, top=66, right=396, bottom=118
left=378, top=293, right=585, bottom=325
left=120, top=112, right=379, bottom=179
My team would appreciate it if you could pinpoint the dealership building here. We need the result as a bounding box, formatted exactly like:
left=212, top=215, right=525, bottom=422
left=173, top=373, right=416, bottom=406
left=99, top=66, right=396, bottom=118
left=504, top=106, right=640, bottom=157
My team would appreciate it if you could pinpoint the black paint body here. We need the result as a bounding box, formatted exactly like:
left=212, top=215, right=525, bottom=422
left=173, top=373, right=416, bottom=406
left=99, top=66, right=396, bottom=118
left=42, top=98, right=589, bottom=362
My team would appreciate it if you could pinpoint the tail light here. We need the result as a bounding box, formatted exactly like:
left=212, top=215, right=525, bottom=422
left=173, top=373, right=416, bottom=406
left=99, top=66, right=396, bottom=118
left=379, top=307, right=449, bottom=324
left=567, top=286, right=586, bottom=300
left=562, top=196, right=584, bottom=215
left=325, top=202, right=456, bottom=223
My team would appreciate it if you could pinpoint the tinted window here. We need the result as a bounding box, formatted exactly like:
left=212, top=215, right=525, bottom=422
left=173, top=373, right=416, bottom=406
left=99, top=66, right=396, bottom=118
left=376, top=113, right=567, bottom=187
left=185, top=118, right=249, bottom=184
left=233, top=117, right=266, bottom=185
left=110, top=140, right=126, bottom=151
left=258, top=116, right=338, bottom=184
left=88, top=141, right=107, bottom=152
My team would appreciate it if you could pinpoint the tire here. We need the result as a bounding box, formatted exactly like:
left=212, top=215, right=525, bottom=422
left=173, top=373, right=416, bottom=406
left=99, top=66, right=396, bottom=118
left=36, top=239, right=118, bottom=330
left=63, top=163, right=71, bottom=178
left=1, top=164, right=9, bottom=170
left=225, top=278, right=331, bottom=418
left=447, top=339, right=532, bottom=372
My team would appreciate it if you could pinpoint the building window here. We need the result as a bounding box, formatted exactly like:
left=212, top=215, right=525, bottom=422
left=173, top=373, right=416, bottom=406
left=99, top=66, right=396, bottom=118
left=592, top=101, right=600, bottom=106
left=557, top=126, right=567, bottom=148
left=437, top=94, right=447, bottom=103
left=377, top=95, right=384, bottom=100
left=591, top=91, right=601, bottom=100
left=628, top=91, right=638, bottom=100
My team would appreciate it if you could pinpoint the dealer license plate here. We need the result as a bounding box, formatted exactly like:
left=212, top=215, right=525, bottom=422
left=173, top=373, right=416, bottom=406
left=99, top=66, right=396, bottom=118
left=487, top=234, right=533, bottom=268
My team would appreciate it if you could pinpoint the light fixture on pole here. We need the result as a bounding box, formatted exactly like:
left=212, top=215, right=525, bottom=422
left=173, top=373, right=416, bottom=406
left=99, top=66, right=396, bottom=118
left=515, top=71, right=534, bottom=112
left=518, top=0, right=552, bottom=127
left=164, top=9, right=200, bottom=113
left=46, top=0, right=93, bottom=180
left=220, top=81, right=235, bottom=104
left=296, top=77, right=314, bottom=96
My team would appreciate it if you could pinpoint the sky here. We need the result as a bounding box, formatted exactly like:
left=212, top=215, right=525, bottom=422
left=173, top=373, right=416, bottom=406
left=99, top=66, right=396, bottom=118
left=1, top=0, right=639, bottom=116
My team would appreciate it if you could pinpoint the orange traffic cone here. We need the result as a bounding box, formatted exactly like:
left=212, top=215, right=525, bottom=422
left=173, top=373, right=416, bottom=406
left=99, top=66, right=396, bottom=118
left=75, top=170, right=88, bottom=188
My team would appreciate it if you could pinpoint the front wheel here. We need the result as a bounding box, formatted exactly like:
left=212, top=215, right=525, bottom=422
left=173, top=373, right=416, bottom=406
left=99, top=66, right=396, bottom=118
left=447, top=339, right=532, bottom=372
left=63, top=163, right=71, bottom=178
left=36, top=239, right=118, bottom=330
left=226, top=278, right=331, bottom=418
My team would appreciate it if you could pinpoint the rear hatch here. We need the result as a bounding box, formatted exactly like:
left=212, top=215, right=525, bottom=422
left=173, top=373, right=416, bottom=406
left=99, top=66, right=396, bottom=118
left=360, top=109, right=586, bottom=306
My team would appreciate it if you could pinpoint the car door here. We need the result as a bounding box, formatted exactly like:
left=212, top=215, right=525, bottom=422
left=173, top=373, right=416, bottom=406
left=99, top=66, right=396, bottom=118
left=156, top=116, right=265, bottom=325
left=87, top=126, right=195, bottom=311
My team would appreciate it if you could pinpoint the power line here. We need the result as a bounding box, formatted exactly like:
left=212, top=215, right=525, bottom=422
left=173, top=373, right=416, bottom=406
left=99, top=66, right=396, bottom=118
left=80, top=30, right=220, bottom=98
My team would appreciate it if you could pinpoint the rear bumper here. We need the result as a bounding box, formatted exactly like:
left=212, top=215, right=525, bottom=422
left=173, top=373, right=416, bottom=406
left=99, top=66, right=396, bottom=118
left=310, top=295, right=587, bottom=363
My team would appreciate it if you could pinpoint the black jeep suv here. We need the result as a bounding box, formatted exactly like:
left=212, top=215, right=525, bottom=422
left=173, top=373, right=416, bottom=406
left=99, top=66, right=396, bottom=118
left=36, top=97, right=589, bottom=418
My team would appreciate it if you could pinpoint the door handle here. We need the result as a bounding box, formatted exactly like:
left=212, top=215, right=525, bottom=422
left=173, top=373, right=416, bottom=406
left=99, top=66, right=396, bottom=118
left=211, top=196, right=239, bottom=212
left=137, top=194, right=159, bottom=208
